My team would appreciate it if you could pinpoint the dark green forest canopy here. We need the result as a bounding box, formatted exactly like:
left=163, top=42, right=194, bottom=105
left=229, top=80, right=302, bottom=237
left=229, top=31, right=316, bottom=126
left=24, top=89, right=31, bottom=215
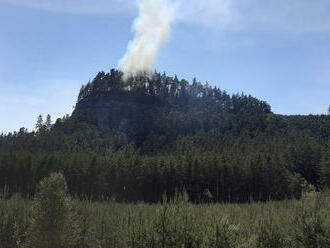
left=1, top=69, right=330, bottom=203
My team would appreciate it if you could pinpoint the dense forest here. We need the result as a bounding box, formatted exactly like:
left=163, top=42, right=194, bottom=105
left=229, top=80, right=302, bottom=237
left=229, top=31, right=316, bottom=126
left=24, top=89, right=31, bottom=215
left=1, top=69, right=330, bottom=203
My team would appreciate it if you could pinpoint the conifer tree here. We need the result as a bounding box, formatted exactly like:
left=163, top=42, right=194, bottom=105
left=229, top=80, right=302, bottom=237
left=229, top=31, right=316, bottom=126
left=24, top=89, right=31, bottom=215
left=24, top=173, right=80, bottom=248
left=35, top=115, right=44, bottom=131
left=45, top=114, right=52, bottom=131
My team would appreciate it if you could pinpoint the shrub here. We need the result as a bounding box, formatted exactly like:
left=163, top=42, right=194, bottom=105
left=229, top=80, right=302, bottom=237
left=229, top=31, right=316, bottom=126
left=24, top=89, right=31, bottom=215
left=293, top=192, right=330, bottom=248
left=256, top=212, right=287, bottom=248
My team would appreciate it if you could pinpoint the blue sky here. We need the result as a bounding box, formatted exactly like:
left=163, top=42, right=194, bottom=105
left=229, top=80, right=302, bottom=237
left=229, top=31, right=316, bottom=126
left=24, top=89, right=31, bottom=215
left=1, top=0, right=330, bottom=133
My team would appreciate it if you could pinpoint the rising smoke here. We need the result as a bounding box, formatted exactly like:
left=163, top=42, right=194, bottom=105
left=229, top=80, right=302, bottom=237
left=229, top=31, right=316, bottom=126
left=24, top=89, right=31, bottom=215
left=118, top=0, right=175, bottom=79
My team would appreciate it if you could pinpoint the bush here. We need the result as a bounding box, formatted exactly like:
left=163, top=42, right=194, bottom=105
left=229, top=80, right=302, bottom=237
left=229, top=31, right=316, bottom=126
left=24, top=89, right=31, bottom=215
left=256, top=211, right=287, bottom=248
left=0, top=194, right=30, bottom=248
left=293, top=192, right=330, bottom=248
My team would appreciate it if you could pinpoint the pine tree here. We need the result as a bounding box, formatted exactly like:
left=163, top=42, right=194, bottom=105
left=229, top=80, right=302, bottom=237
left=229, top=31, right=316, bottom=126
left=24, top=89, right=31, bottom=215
left=24, top=173, right=80, bottom=248
left=45, top=114, right=52, bottom=131
left=35, top=115, right=44, bottom=131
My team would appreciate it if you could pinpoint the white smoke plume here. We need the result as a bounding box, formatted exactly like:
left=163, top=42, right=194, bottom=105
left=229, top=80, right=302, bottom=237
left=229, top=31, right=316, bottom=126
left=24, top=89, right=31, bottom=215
left=119, top=0, right=175, bottom=79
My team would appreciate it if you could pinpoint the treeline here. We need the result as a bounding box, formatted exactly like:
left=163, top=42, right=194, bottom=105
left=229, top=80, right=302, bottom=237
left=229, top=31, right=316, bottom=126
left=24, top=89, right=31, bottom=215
left=0, top=150, right=301, bottom=202
left=1, top=126, right=330, bottom=203
left=1, top=70, right=330, bottom=202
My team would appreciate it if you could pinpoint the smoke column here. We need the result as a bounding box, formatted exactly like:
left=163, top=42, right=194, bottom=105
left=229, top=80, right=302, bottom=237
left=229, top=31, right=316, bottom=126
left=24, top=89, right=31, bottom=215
left=119, top=0, right=175, bottom=79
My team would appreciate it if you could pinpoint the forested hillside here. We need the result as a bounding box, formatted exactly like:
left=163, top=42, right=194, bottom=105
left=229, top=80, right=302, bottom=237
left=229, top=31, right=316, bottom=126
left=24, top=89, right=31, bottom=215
left=1, top=69, right=330, bottom=203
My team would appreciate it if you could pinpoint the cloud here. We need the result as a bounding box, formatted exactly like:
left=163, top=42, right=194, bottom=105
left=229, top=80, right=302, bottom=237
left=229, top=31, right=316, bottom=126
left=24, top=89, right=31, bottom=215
left=2, top=0, right=330, bottom=32
left=178, top=0, right=239, bottom=30
left=0, top=0, right=135, bottom=14
left=183, top=0, right=330, bottom=32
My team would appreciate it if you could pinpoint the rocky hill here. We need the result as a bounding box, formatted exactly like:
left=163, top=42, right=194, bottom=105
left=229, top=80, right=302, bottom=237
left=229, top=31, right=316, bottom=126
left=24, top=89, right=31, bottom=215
left=1, top=69, right=330, bottom=202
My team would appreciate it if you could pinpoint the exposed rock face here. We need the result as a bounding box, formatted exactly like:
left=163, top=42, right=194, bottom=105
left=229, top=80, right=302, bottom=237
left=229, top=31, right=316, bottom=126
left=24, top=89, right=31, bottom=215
left=72, top=92, right=163, bottom=145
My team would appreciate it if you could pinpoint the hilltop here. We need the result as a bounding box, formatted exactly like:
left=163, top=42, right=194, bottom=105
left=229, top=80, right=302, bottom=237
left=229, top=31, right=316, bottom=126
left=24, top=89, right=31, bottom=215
left=71, top=69, right=271, bottom=148
left=0, top=69, right=330, bottom=203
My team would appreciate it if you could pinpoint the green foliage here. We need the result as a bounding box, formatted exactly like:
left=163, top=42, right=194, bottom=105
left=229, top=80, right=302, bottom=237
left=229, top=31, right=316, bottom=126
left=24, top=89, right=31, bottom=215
left=256, top=210, right=287, bottom=248
left=321, top=144, right=330, bottom=189
left=1, top=192, right=330, bottom=248
left=293, top=192, right=330, bottom=247
left=2, top=70, right=330, bottom=247
left=1, top=70, right=330, bottom=203
left=0, top=194, right=30, bottom=248
left=24, top=173, right=80, bottom=248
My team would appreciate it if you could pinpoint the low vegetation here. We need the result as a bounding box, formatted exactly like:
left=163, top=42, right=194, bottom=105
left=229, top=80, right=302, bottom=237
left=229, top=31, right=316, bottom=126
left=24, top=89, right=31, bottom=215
left=1, top=173, right=330, bottom=248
